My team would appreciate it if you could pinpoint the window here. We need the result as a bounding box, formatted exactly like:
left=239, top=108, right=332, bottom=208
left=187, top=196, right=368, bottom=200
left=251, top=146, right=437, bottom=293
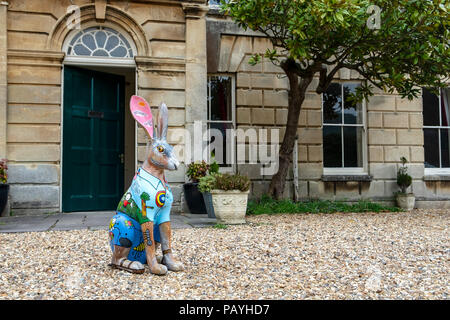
left=423, top=87, right=450, bottom=170
left=66, top=26, right=134, bottom=58
left=207, top=75, right=235, bottom=169
left=208, top=0, right=228, bottom=6
left=322, top=82, right=366, bottom=173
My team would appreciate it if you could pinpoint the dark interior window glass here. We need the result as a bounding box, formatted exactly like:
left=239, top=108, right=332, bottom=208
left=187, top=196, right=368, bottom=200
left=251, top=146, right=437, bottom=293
left=207, top=75, right=233, bottom=167
left=441, top=129, right=450, bottom=168
left=343, top=127, right=363, bottom=167
left=343, top=83, right=363, bottom=124
left=323, top=126, right=342, bottom=167
left=323, top=83, right=342, bottom=124
left=208, top=122, right=232, bottom=167
left=441, top=88, right=450, bottom=127
left=424, top=128, right=440, bottom=168
left=423, top=88, right=440, bottom=126
left=209, top=76, right=232, bottom=121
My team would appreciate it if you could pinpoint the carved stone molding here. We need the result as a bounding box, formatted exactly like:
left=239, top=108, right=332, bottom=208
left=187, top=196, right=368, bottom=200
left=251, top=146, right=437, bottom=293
left=182, top=2, right=209, bottom=19
left=95, top=0, right=107, bottom=21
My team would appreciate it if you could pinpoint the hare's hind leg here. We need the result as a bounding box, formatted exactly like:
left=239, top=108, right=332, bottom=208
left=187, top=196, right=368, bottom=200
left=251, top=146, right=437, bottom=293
left=159, top=222, right=185, bottom=272
left=111, top=245, right=145, bottom=274
left=154, top=241, right=163, bottom=264
left=141, top=221, right=168, bottom=275
left=109, top=214, right=145, bottom=274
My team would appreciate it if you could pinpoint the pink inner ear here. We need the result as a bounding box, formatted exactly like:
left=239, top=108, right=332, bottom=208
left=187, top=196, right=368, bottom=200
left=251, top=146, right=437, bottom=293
left=130, top=95, right=153, bottom=138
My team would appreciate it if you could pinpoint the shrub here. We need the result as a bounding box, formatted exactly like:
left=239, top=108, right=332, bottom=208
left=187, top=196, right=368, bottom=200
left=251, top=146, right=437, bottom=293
left=186, top=160, right=209, bottom=183
left=247, top=194, right=401, bottom=215
left=0, top=159, right=7, bottom=184
left=198, top=174, right=217, bottom=193
left=397, top=157, right=412, bottom=194
left=214, top=173, right=250, bottom=192
left=198, top=173, right=251, bottom=193
left=209, top=159, right=220, bottom=175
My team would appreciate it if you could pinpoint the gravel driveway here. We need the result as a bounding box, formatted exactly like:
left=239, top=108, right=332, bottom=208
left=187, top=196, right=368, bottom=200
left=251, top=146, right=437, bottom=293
left=0, top=210, right=448, bottom=299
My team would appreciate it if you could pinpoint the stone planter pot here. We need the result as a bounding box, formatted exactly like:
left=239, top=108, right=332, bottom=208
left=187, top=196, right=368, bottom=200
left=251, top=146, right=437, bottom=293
left=210, top=189, right=250, bottom=225
left=396, top=193, right=415, bottom=210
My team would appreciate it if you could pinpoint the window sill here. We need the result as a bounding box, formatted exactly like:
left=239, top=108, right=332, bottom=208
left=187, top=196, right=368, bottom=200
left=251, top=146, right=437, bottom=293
left=321, top=175, right=373, bottom=182
left=423, top=175, right=450, bottom=181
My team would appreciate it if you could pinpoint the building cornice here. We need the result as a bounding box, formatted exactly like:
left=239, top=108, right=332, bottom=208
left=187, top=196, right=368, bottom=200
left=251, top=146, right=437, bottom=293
left=182, top=2, right=209, bottom=19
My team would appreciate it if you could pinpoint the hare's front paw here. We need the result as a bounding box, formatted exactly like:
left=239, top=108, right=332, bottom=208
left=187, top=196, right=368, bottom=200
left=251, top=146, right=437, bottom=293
left=149, top=263, right=168, bottom=276
left=162, top=254, right=185, bottom=272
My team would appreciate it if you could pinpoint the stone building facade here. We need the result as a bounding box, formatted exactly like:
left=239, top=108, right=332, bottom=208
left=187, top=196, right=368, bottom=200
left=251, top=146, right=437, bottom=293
left=0, top=0, right=448, bottom=215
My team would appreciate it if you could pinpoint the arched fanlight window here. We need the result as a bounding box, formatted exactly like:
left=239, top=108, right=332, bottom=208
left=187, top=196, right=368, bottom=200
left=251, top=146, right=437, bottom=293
left=66, top=26, right=134, bottom=58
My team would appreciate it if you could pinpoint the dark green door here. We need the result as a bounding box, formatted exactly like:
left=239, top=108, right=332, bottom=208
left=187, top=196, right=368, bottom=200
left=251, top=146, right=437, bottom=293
left=63, top=66, right=125, bottom=212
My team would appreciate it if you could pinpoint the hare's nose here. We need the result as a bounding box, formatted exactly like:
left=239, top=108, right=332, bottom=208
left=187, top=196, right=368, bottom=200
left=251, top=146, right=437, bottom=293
left=173, top=158, right=180, bottom=170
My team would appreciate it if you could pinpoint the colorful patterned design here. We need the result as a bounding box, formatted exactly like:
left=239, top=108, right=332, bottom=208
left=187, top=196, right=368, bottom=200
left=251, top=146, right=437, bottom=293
left=109, top=212, right=163, bottom=264
left=133, top=242, right=145, bottom=252
left=130, top=95, right=153, bottom=138
left=116, top=167, right=173, bottom=226
left=109, top=218, right=116, bottom=231
left=156, top=190, right=166, bottom=208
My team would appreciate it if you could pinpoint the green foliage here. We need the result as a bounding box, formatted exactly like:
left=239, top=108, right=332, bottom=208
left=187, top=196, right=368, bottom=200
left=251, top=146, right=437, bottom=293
left=212, top=223, right=228, bottom=229
left=214, top=173, right=251, bottom=192
left=0, top=159, right=7, bottom=184
left=222, top=0, right=450, bottom=100
left=186, top=160, right=210, bottom=183
left=209, top=159, right=220, bottom=175
left=247, top=194, right=402, bottom=215
left=397, top=157, right=412, bottom=194
left=198, top=174, right=218, bottom=193
left=198, top=172, right=251, bottom=192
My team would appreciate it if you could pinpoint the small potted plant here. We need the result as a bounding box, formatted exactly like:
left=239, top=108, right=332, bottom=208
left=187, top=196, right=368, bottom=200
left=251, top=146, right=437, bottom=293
left=0, top=159, right=9, bottom=215
left=395, top=157, right=415, bottom=210
left=199, top=172, right=251, bottom=224
left=183, top=160, right=210, bottom=214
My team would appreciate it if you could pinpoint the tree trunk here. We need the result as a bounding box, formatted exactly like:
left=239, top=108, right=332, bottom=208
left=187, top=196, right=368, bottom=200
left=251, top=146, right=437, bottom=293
left=269, top=64, right=313, bottom=200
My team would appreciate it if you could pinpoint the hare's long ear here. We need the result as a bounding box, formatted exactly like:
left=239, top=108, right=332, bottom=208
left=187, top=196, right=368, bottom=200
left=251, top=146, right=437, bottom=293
left=130, top=95, right=154, bottom=140
left=157, top=102, right=168, bottom=140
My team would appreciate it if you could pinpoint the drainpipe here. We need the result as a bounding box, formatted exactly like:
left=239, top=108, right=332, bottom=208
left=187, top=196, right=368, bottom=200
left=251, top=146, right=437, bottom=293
left=0, top=1, right=8, bottom=159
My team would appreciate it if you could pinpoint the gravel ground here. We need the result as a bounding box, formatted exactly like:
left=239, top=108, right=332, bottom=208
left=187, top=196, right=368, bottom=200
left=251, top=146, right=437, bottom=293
left=0, top=209, right=448, bottom=300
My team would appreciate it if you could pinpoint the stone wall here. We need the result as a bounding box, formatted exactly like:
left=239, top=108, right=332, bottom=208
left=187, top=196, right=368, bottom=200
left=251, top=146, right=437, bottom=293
left=207, top=12, right=446, bottom=207
left=2, top=1, right=448, bottom=215
left=3, top=0, right=208, bottom=214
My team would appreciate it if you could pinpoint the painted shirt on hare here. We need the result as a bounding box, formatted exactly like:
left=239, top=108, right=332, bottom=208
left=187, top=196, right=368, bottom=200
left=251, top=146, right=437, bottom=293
left=116, top=167, right=173, bottom=225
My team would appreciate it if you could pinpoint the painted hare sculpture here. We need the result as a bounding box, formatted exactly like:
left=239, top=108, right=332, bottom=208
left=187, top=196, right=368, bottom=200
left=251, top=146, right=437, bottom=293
left=108, top=95, right=184, bottom=275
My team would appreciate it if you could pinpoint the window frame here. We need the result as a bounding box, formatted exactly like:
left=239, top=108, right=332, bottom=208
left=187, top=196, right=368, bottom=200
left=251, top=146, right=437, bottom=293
left=206, top=74, right=236, bottom=173
left=62, top=25, right=137, bottom=67
left=322, top=81, right=368, bottom=175
left=423, top=87, right=450, bottom=175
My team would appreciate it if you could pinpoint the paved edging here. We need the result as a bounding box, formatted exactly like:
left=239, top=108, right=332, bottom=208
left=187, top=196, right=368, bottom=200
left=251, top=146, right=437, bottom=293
left=0, top=212, right=217, bottom=233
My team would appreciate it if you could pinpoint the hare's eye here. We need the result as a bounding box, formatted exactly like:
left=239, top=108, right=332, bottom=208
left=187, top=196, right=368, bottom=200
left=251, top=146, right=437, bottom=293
left=157, top=146, right=164, bottom=153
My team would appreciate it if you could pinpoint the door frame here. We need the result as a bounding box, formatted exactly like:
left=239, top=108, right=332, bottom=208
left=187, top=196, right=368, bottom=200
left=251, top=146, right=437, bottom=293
left=60, top=61, right=138, bottom=212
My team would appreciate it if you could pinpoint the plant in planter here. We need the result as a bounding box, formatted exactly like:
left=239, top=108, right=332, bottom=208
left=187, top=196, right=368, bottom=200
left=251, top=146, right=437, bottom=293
left=0, top=159, right=9, bottom=216
left=198, top=158, right=220, bottom=218
left=395, top=157, right=415, bottom=210
left=199, top=172, right=251, bottom=225
left=198, top=173, right=218, bottom=219
left=183, top=160, right=210, bottom=214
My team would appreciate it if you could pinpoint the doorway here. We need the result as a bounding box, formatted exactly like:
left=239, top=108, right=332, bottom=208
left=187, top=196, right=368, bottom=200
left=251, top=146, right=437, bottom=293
left=62, top=65, right=135, bottom=212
